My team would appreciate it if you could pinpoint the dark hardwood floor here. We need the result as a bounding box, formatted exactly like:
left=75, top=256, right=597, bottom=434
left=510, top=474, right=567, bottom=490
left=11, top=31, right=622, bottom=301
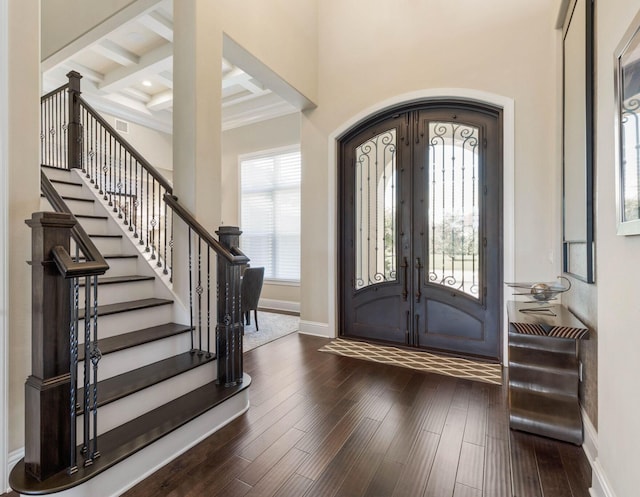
left=3, top=332, right=591, bottom=497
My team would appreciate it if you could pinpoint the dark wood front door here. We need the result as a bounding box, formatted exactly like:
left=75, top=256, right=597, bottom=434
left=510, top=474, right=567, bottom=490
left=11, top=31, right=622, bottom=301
left=339, top=102, right=503, bottom=360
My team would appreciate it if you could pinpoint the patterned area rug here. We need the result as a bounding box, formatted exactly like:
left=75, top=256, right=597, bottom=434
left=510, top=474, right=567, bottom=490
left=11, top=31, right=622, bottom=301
left=243, top=311, right=299, bottom=352
left=319, top=338, right=502, bottom=385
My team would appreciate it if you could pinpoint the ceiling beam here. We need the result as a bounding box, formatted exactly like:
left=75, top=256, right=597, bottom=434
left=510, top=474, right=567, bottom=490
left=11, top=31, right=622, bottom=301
left=41, top=0, right=164, bottom=72
left=138, top=11, right=173, bottom=42
left=121, top=87, right=152, bottom=103
left=103, top=93, right=154, bottom=116
left=147, top=90, right=173, bottom=111
left=155, top=70, right=173, bottom=89
left=99, top=43, right=173, bottom=93
left=91, top=39, right=140, bottom=67
left=222, top=68, right=264, bottom=94
left=61, top=61, right=104, bottom=84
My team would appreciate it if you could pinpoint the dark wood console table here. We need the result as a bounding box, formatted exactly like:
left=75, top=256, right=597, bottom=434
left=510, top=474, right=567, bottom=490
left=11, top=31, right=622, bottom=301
left=507, top=301, right=588, bottom=445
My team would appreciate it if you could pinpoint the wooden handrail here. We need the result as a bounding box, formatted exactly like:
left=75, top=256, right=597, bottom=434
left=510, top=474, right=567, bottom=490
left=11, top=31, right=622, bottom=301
left=40, top=171, right=109, bottom=277
left=40, top=83, right=69, bottom=103
left=79, top=97, right=173, bottom=193
left=163, top=193, right=249, bottom=265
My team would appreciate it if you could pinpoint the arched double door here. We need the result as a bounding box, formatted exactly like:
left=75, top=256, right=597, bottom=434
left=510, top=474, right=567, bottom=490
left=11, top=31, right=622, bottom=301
left=338, top=101, right=503, bottom=360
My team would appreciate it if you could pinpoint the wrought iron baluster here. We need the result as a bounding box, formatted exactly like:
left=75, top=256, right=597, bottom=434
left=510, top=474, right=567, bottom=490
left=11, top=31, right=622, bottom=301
left=89, top=274, right=100, bottom=461
left=169, top=211, right=174, bottom=283
left=115, top=143, right=122, bottom=215
left=143, top=171, right=149, bottom=250
left=197, top=238, right=203, bottom=353
left=207, top=247, right=211, bottom=357
left=134, top=159, right=140, bottom=239
left=68, top=277, right=79, bottom=474
left=82, top=277, right=91, bottom=465
left=163, top=201, right=168, bottom=274
left=188, top=227, right=194, bottom=352
left=150, top=178, right=156, bottom=258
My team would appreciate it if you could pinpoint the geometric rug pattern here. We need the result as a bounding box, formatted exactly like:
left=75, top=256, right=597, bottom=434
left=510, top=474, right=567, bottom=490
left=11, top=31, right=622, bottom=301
left=319, top=338, right=502, bottom=385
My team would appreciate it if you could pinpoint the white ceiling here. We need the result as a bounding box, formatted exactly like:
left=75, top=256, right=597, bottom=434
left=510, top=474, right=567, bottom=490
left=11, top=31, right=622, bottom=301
left=41, top=0, right=298, bottom=134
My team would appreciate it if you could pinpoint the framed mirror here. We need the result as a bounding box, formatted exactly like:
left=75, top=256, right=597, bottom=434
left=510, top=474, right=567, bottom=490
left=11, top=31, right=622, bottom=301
left=562, top=0, right=594, bottom=282
left=615, top=7, right=640, bottom=236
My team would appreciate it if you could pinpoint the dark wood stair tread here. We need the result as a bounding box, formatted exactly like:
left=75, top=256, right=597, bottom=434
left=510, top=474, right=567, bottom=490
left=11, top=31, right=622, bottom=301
left=40, top=193, right=94, bottom=203
left=78, top=275, right=155, bottom=287
left=79, top=298, right=172, bottom=319
left=77, top=351, right=215, bottom=414
left=78, top=322, right=192, bottom=361
left=88, top=234, right=122, bottom=238
left=50, top=178, right=83, bottom=187
left=9, top=375, right=251, bottom=495
left=75, top=214, right=108, bottom=220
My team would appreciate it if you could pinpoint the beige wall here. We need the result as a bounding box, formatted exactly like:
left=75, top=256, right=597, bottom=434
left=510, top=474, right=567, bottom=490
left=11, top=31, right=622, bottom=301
left=593, top=1, right=640, bottom=495
left=301, top=0, right=560, bottom=327
left=7, top=0, right=40, bottom=452
left=41, top=0, right=137, bottom=60
left=222, top=113, right=301, bottom=304
left=219, top=0, right=317, bottom=104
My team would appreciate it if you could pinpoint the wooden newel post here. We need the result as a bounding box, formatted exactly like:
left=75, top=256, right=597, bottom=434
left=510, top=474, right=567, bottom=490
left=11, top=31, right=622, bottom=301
left=67, top=71, right=82, bottom=170
left=215, top=226, right=244, bottom=387
left=24, top=212, right=76, bottom=481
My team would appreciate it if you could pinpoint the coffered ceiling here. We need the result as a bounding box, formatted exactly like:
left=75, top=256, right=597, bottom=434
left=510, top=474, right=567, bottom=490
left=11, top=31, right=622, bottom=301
left=41, top=0, right=298, bottom=134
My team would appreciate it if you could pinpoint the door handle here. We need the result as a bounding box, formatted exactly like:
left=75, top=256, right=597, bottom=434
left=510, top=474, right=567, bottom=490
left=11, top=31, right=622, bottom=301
left=415, top=257, right=422, bottom=302
left=401, top=257, right=408, bottom=301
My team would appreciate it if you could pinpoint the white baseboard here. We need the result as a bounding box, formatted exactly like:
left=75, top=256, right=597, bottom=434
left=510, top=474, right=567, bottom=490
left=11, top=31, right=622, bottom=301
left=590, top=459, right=618, bottom=497
left=580, top=409, right=617, bottom=497
left=6, top=448, right=24, bottom=493
left=258, top=298, right=300, bottom=314
left=299, top=320, right=330, bottom=338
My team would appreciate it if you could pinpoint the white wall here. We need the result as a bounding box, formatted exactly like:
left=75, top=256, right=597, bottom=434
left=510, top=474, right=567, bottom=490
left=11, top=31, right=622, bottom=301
left=222, top=113, right=301, bottom=305
left=593, top=1, right=640, bottom=495
left=300, top=0, right=560, bottom=330
left=7, top=0, right=40, bottom=456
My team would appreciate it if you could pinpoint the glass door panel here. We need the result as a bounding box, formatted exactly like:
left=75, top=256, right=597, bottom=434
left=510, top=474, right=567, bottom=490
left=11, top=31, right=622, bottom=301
left=355, top=129, right=397, bottom=290
left=427, top=122, right=480, bottom=299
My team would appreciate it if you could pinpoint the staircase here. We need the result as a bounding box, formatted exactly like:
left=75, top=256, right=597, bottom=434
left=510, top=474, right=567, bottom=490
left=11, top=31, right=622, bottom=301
left=9, top=73, right=250, bottom=496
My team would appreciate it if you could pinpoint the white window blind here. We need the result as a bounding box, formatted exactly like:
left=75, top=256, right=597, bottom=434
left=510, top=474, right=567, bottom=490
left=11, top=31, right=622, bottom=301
left=240, top=148, right=301, bottom=282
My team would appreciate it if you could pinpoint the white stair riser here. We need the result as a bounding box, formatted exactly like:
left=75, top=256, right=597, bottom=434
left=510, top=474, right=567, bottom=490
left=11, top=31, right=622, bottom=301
left=75, top=361, right=216, bottom=437
left=79, top=279, right=155, bottom=306
left=43, top=167, right=74, bottom=182
left=49, top=182, right=88, bottom=198
left=75, top=217, right=112, bottom=235
left=78, top=333, right=192, bottom=381
left=64, top=198, right=97, bottom=216
left=70, top=237, right=122, bottom=255
left=99, top=257, right=138, bottom=277
left=80, top=304, right=173, bottom=339
left=86, top=236, right=123, bottom=254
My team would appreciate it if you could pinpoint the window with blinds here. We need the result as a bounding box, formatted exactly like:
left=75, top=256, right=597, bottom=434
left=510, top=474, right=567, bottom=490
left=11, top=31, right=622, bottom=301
left=240, top=148, right=301, bottom=282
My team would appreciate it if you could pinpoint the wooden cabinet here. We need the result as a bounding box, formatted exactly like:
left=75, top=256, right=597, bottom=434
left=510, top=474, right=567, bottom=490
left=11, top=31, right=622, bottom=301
left=507, top=301, right=588, bottom=445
